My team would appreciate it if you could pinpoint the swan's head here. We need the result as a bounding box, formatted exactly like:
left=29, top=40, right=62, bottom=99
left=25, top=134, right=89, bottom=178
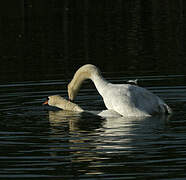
left=68, top=83, right=78, bottom=101
left=43, top=95, right=83, bottom=112
left=43, top=95, right=62, bottom=107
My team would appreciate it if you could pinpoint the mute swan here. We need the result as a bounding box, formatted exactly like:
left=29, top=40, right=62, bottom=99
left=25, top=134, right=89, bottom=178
left=43, top=95, right=122, bottom=117
left=67, top=64, right=172, bottom=116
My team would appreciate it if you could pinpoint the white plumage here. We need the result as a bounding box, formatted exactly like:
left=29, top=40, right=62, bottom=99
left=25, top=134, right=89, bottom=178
left=68, top=64, right=172, bottom=116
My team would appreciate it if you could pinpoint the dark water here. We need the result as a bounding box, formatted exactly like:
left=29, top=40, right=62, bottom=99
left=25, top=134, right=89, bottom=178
left=1, top=74, right=186, bottom=179
left=1, top=1, right=186, bottom=179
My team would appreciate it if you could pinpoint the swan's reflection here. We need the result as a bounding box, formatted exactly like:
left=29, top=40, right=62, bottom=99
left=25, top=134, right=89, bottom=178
left=96, top=115, right=170, bottom=152
left=48, top=110, right=104, bottom=166
left=48, top=110, right=170, bottom=151
left=49, top=110, right=103, bottom=132
left=47, top=110, right=171, bottom=175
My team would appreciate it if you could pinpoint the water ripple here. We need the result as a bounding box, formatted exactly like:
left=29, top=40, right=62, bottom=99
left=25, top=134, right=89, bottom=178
left=0, top=75, right=186, bottom=179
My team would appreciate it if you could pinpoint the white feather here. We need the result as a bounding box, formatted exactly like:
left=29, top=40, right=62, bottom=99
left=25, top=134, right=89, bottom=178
left=67, top=64, right=172, bottom=116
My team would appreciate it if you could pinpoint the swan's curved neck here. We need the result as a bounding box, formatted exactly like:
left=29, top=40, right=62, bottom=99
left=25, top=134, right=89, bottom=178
left=69, top=70, right=91, bottom=95
left=68, top=65, right=108, bottom=99
left=90, top=72, right=108, bottom=96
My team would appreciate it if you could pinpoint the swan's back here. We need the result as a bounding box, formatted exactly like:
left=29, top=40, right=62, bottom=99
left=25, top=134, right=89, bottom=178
left=103, top=84, right=171, bottom=116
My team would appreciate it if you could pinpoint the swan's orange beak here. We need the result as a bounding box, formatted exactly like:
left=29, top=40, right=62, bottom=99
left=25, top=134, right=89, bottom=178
left=43, top=100, right=48, bottom=105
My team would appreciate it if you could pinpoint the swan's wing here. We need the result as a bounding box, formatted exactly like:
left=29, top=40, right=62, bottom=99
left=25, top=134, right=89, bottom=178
left=129, top=85, right=171, bottom=114
left=103, top=84, right=149, bottom=116
left=103, top=84, right=171, bottom=116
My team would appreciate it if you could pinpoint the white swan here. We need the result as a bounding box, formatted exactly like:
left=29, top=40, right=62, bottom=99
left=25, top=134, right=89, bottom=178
left=44, top=95, right=123, bottom=117
left=67, top=64, right=172, bottom=116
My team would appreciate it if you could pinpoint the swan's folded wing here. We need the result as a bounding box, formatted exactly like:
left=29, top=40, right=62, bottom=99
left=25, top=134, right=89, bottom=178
left=129, top=85, right=171, bottom=115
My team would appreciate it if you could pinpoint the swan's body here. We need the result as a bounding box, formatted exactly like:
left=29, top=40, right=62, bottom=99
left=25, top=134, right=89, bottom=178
left=68, top=64, right=172, bottom=116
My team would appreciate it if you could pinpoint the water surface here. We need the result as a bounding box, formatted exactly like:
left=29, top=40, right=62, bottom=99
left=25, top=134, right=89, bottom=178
left=1, top=74, right=186, bottom=179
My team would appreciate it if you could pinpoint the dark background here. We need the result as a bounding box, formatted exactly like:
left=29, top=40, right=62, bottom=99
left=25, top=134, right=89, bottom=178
left=0, top=0, right=186, bottom=82
left=1, top=2, right=186, bottom=179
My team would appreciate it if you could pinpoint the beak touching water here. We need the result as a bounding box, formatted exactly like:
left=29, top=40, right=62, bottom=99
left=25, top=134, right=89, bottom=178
left=68, top=98, right=73, bottom=103
left=68, top=88, right=76, bottom=102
